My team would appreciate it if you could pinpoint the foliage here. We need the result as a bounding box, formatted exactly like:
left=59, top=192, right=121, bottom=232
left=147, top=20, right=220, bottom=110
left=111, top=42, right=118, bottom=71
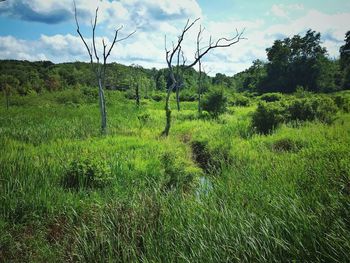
left=179, top=89, right=197, bottom=102
left=54, top=90, right=83, bottom=106
left=333, top=94, right=350, bottom=112
left=340, top=31, right=350, bottom=89
left=252, top=96, right=339, bottom=134
left=81, top=86, right=99, bottom=103
left=233, top=59, right=267, bottom=92
left=287, top=96, right=338, bottom=124
left=252, top=102, right=285, bottom=134
left=229, top=93, right=251, bottom=106
left=161, top=152, right=201, bottom=192
left=62, top=155, right=112, bottom=190
left=201, top=88, right=228, bottom=117
left=212, top=73, right=234, bottom=89
left=260, top=92, right=283, bottom=102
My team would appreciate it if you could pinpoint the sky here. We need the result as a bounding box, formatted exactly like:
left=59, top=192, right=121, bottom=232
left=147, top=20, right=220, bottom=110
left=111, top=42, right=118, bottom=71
left=0, top=0, right=349, bottom=76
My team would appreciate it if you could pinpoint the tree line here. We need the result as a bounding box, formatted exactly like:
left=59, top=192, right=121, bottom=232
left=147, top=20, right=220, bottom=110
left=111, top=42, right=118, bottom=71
left=234, top=30, right=350, bottom=94
left=1, top=30, right=348, bottom=97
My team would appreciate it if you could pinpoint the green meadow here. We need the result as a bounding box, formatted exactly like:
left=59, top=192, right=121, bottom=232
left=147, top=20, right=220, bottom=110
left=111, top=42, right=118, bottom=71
left=1, top=89, right=349, bottom=262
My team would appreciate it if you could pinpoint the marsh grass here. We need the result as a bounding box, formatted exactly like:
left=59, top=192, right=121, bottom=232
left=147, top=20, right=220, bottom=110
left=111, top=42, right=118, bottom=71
left=0, top=90, right=349, bottom=262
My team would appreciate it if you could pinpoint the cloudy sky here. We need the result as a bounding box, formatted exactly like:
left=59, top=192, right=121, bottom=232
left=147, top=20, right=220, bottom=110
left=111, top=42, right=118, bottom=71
left=0, top=0, right=349, bottom=76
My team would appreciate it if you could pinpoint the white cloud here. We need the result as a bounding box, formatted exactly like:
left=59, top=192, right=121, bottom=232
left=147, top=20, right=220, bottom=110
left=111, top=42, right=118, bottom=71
left=0, top=1, right=349, bottom=76
left=270, top=3, right=305, bottom=19
left=271, top=4, right=289, bottom=18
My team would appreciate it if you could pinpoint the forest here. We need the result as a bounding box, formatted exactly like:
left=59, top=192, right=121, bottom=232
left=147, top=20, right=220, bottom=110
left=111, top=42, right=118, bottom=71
left=1, top=26, right=350, bottom=262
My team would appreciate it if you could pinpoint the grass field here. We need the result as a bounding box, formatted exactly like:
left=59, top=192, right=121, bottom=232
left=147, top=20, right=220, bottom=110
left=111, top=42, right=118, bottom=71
left=1, top=90, right=350, bottom=262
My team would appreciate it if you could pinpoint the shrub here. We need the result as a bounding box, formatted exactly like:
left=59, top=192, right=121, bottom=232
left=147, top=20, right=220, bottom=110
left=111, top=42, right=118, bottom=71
left=252, top=102, right=285, bottom=134
left=260, top=92, right=283, bottom=102
left=287, top=97, right=338, bottom=124
left=81, top=87, right=98, bottom=103
left=252, top=97, right=339, bottom=135
left=55, top=90, right=82, bottom=105
left=201, top=89, right=227, bottom=117
left=124, top=90, right=135, bottom=100
left=229, top=94, right=250, bottom=106
left=161, top=152, right=201, bottom=192
left=62, top=156, right=112, bottom=190
left=333, top=94, right=350, bottom=113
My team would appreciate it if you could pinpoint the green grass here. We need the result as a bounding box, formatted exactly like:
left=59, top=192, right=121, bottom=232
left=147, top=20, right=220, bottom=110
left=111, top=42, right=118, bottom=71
left=0, top=90, right=349, bottom=262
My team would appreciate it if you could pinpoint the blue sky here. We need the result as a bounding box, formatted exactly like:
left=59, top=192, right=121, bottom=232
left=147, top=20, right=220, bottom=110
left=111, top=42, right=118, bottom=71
left=0, top=0, right=349, bottom=75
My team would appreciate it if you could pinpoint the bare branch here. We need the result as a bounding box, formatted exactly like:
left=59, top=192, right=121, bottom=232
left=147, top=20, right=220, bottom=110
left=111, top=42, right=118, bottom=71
left=73, top=0, right=93, bottom=64
left=104, top=26, right=136, bottom=62
left=92, top=7, right=99, bottom=63
left=168, top=18, right=200, bottom=65
left=181, top=49, right=187, bottom=66
left=186, top=27, right=245, bottom=69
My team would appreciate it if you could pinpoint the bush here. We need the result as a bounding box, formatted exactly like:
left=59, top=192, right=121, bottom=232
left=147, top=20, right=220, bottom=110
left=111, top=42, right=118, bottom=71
left=287, top=97, right=338, bottom=124
left=124, top=90, right=136, bottom=100
left=229, top=94, right=250, bottom=106
left=252, top=96, right=339, bottom=135
left=62, top=156, right=112, bottom=190
left=161, top=152, right=201, bottom=192
left=260, top=92, right=283, bottom=102
left=201, top=89, right=227, bottom=117
left=55, top=90, right=82, bottom=105
left=252, top=102, right=285, bottom=134
left=333, top=94, right=350, bottom=112
left=81, top=87, right=98, bottom=103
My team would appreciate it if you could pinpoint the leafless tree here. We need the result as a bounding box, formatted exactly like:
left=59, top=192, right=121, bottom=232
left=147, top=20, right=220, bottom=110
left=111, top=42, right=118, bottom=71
left=162, top=18, right=245, bottom=136
left=73, top=1, right=135, bottom=135
left=175, top=46, right=186, bottom=111
left=196, top=25, right=205, bottom=114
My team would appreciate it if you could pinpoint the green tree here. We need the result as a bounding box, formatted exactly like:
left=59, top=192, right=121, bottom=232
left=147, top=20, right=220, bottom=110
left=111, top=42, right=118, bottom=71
left=202, top=88, right=228, bottom=118
left=262, top=30, right=334, bottom=93
left=156, top=74, right=167, bottom=90
left=340, top=31, right=350, bottom=89
left=0, top=75, right=19, bottom=109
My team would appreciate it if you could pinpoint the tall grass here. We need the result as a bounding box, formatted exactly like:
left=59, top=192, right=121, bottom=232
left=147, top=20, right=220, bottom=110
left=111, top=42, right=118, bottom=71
left=0, top=90, right=349, bottom=262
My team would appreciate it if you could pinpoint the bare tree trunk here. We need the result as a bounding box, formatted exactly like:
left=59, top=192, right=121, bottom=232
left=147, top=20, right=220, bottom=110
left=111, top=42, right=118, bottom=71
left=176, top=84, right=180, bottom=111
left=162, top=70, right=176, bottom=136
left=98, top=78, right=107, bottom=135
left=136, top=82, right=140, bottom=107
left=162, top=84, right=174, bottom=137
left=197, top=60, right=202, bottom=114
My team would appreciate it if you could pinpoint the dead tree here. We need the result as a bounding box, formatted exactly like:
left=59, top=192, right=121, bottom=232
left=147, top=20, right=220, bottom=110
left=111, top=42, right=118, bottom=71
left=197, top=25, right=204, bottom=114
left=74, top=1, right=135, bottom=135
left=162, top=18, right=244, bottom=136
left=175, top=47, right=186, bottom=111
